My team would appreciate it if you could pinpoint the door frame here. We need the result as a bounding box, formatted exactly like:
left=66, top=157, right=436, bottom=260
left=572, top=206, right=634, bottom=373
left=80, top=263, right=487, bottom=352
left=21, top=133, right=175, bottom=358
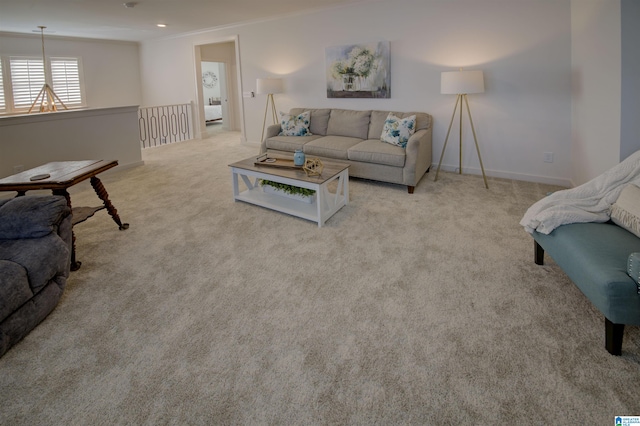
left=193, top=35, right=246, bottom=142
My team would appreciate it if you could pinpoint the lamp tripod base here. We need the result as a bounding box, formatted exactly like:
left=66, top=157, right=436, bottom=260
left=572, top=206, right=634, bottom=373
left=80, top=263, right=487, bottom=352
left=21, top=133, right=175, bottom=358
left=434, top=94, right=488, bottom=189
left=260, top=94, right=278, bottom=143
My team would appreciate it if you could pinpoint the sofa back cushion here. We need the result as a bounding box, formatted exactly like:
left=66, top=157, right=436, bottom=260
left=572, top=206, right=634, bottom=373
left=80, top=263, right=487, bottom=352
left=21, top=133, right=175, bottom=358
left=287, top=108, right=430, bottom=140
left=368, top=110, right=431, bottom=140
left=327, top=109, right=371, bottom=140
left=290, top=108, right=331, bottom=136
left=0, top=196, right=70, bottom=240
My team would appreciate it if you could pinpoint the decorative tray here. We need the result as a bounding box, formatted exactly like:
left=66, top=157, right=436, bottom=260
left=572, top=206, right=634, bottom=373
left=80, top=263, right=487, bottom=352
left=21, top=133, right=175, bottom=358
left=254, top=154, right=302, bottom=169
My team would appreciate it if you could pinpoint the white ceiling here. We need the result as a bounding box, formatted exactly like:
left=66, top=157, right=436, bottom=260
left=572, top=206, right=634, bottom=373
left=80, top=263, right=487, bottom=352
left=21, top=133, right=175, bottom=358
left=0, top=0, right=376, bottom=42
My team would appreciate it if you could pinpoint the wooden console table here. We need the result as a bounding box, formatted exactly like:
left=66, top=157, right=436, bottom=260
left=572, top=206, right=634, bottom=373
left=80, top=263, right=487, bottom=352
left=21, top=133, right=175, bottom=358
left=0, top=160, right=129, bottom=270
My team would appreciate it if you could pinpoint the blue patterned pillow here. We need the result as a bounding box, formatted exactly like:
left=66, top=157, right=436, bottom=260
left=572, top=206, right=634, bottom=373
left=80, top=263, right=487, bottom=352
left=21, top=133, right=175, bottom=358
left=278, top=111, right=312, bottom=136
left=380, top=113, right=416, bottom=148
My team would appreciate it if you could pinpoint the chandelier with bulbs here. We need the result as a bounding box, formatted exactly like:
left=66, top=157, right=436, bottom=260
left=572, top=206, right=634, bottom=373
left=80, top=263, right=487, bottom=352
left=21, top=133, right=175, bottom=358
left=28, top=26, right=68, bottom=113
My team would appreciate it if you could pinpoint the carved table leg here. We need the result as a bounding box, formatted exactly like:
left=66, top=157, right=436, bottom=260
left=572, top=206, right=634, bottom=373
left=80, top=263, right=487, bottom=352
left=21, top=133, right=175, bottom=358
left=90, top=176, right=129, bottom=230
left=53, top=188, right=82, bottom=271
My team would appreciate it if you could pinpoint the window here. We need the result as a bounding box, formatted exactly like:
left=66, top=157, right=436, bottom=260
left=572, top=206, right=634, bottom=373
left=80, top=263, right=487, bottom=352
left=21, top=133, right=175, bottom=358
left=0, top=56, right=85, bottom=114
left=51, top=58, right=82, bottom=106
left=10, top=57, right=46, bottom=109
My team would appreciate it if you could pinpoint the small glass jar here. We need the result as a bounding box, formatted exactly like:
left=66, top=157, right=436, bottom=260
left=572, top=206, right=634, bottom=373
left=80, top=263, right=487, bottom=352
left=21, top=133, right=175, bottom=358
left=294, top=149, right=305, bottom=166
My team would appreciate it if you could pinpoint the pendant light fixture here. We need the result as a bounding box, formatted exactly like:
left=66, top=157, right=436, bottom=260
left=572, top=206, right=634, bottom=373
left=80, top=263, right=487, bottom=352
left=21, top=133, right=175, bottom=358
left=28, top=26, right=68, bottom=113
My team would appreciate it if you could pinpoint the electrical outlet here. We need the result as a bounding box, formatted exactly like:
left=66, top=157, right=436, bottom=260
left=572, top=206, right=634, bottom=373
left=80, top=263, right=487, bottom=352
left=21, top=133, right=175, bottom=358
left=543, top=152, right=554, bottom=163
left=13, top=165, right=24, bottom=173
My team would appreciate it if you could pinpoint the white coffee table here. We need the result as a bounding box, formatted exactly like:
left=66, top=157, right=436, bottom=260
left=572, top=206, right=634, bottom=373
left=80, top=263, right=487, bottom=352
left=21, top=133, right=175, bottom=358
left=229, top=155, right=349, bottom=227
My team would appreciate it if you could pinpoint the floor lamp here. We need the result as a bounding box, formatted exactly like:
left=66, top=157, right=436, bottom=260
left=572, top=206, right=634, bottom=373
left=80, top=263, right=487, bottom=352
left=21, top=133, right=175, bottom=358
left=434, top=69, right=488, bottom=189
left=257, top=78, right=284, bottom=142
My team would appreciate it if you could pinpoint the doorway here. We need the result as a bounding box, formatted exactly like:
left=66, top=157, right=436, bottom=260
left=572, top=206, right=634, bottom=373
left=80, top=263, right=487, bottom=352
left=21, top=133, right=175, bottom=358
left=194, top=38, right=244, bottom=140
left=201, top=61, right=227, bottom=130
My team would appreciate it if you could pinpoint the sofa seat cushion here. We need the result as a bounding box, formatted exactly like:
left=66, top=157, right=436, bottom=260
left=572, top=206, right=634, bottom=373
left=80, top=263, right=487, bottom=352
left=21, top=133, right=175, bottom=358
left=533, top=222, right=640, bottom=325
left=327, top=109, right=371, bottom=140
left=348, top=139, right=406, bottom=167
left=265, top=135, right=322, bottom=153
left=303, top=136, right=364, bottom=160
left=0, top=276, right=65, bottom=358
left=0, top=260, right=32, bottom=321
left=0, top=233, right=70, bottom=294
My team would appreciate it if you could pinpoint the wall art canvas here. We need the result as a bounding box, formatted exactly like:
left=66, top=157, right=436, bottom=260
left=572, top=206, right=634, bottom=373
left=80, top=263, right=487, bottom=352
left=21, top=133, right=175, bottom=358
left=326, top=41, right=390, bottom=98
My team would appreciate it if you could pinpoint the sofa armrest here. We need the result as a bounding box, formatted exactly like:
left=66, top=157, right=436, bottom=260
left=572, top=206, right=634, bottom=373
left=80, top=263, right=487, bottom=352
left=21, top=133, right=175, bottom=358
left=266, top=124, right=281, bottom=138
left=627, top=252, right=640, bottom=289
left=260, top=124, right=282, bottom=153
left=0, top=196, right=71, bottom=240
left=403, top=127, right=433, bottom=186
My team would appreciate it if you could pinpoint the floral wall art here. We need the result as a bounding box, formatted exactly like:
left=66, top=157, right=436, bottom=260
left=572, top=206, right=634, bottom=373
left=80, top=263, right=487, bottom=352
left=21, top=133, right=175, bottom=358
left=326, top=41, right=390, bottom=98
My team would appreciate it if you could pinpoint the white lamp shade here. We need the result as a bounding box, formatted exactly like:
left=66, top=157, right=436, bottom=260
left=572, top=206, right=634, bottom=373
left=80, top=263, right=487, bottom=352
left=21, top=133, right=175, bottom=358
left=441, top=70, right=484, bottom=94
left=256, top=78, right=284, bottom=95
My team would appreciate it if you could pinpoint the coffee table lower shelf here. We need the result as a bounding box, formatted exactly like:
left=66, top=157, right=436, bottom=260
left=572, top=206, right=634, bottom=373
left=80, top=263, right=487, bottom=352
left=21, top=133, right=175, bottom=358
left=230, top=166, right=348, bottom=227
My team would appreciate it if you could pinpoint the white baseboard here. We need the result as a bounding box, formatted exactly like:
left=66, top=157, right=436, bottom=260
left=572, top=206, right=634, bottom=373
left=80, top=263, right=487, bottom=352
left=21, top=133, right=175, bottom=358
left=432, top=163, right=572, bottom=188
left=112, top=160, right=145, bottom=173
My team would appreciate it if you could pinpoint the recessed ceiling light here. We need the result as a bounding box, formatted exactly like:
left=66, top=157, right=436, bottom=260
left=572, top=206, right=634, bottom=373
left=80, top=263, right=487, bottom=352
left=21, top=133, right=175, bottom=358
left=123, top=2, right=137, bottom=8
left=157, top=23, right=167, bottom=28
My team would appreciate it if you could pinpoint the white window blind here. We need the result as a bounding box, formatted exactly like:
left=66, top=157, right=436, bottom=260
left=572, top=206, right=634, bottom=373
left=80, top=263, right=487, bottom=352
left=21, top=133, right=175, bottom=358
left=9, top=57, right=45, bottom=109
left=51, top=58, right=82, bottom=106
left=0, top=64, right=5, bottom=112
left=6, top=56, right=83, bottom=112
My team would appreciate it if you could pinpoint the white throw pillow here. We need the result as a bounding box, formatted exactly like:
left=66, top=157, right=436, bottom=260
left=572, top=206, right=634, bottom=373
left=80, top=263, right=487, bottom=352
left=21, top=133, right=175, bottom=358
left=278, top=111, right=312, bottom=136
left=611, top=184, right=640, bottom=237
left=380, top=113, right=416, bottom=148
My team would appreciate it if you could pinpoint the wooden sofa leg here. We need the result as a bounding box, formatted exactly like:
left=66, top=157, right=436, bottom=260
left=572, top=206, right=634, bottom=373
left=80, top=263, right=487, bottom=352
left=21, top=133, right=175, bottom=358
left=534, top=241, right=544, bottom=265
left=407, top=186, right=415, bottom=194
left=605, top=318, right=624, bottom=355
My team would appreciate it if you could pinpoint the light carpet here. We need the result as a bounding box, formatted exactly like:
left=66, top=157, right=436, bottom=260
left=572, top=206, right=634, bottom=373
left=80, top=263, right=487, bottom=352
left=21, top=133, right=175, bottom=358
left=1, top=131, right=639, bottom=424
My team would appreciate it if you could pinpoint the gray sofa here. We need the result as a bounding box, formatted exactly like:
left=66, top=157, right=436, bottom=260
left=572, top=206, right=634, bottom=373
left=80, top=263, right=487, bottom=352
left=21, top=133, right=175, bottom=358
left=260, top=108, right=433, bottom=193
left=0, top=195, right=72, bottom=357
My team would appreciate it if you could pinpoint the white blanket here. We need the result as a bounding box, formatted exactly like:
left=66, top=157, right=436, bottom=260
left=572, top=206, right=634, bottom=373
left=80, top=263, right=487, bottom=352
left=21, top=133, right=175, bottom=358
left=520, top=149, right=640, bottom=234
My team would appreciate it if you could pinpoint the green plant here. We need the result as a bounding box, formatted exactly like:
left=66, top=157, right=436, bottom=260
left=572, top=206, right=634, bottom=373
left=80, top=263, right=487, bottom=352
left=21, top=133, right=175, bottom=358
left=259, top=180, right=316, bottom=197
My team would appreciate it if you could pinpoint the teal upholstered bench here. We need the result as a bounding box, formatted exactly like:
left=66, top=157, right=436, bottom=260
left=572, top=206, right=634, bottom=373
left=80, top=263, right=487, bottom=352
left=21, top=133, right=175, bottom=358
left=532, top=222, right=640, bottom=355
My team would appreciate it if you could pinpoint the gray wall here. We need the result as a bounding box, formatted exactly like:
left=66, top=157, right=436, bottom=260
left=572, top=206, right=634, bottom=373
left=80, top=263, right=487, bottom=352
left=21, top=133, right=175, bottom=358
left=0, top=33, right=142, bottom=109
left=140, top=0, right=574, bottom=186
left=0, top=106, right=143, bottom=179
left=620, top=0, right=640, bottom=161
